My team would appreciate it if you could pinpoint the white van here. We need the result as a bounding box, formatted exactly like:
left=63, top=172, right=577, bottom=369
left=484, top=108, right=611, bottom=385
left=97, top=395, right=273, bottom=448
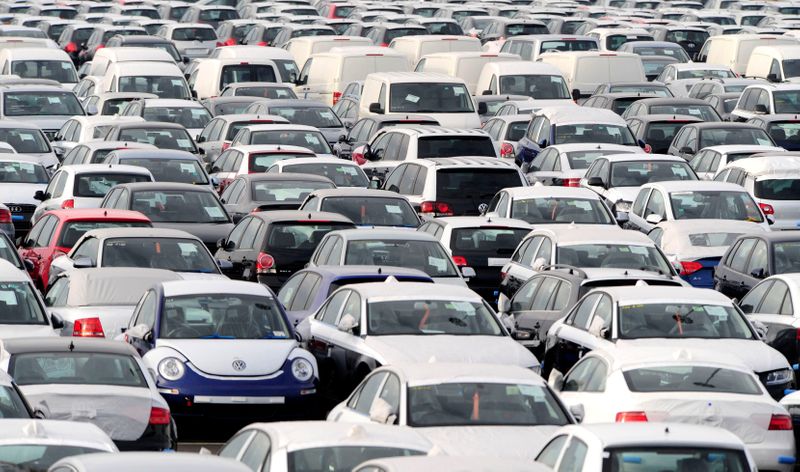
left=102, top=61, right=192, bottom=100
left=706, top=34, right=798, bottom=75
left=585, top=27, right=654, bottom=51
left=388, top=35, right=481, bottom=64
left=745, top=45, right=800, bottom=82
left=295, top=46, right=410, bottom=106
left=500, top=34, right=600, bottom=61
left=89, top=47, right=177, bottom=77
left=414, top=51, right=520, bottom=94
left=475, top=61, right=574, bottom=107
left=537, top=50, right=646, bottom=99
left=358, top=71, right=480, bottom=129
left=284, top=36, right=372, bottom=71
left=189, top=57, right=284, bottom=99
left=207, top=45, right=299, bottom=82
left=0, top=47, right=78, bottom=89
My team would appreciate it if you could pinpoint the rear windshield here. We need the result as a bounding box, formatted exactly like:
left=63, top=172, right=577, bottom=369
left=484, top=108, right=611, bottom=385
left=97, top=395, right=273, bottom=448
left=512, top=197, right=614, bottom=224
left=252, top=180, right=334, bottom=203
left=173, top=27, right=217, bottom=41
left=118, top=128, right=196, bottom=153
left=417, top=136, right=495, bottom=158
left=506, top=121, right=528, bottom=141
left=604, top=447, right=750, bottom=472
left=0, top=161, right=48, bottom=183
left=645, top=122, right=694, bottom=153
left=320, top=196, right=418, bottom=227
left=288, top=447, right=423, bottom=472
left=554, top=124, right=636, bottom=146
left=623, top=366, right=761, bottom=394
left=385, top=28, right=426, bottom=43
left=250, top=130, right=331, bottom=154
left=103, top=237, right=217, bottom=272
left=229, top=86, right=295, bottom=99
left=451, top=227, right=528, bottom=254
left=118, top=76, right=189, bottom=99
left=11, top=352, right=147, bottom=387
left=539, top=40, right=597, bottom=54
left=606, top=35, right=651, bottom=51
left=221, top=65, right=277, bottom=89
left=755, top=178, right=800, bottom=200
left=609, top=85, right=671, bottom=97
left=699, top=128, right=773, bottom=148
left=249, top=152, right=310, bottom=172
left=283, top=163, right=368, bottom=188
left=773, top=91, right=800, bottom=114
left=102, top=98, right=134, bottom=115
left=3, top=91, right=83, bottom=116
left=389, top=82, right=474, bottom=113
left=426, top=22, right=462, bottom=35
left=437, top=169, right=522, bottom=215
left=143, top=107, right=211, bottom=130
left=499, top=75, right=569, bottom=99
left=121, top=158, right=208, bottom=185
left=58, top=220, right=150, bottom=248
left=264, top=222, right=353, bottom=251
left=507, top=24, right=548, bottom=36
left=0, top=282, right=47, bottom=325
left=610, top=161, right=695, bottom=187
left=131, top=190, right=229, bottom=223
left=566, top=150, right=632, bottom=170
left=0, top=128, right=49, bottom=153
left=74, top=173, right=150, bottom=198
left=11, top=60, right=77, bottom=83
left=677, top=68, right=734, bottom=80
left=268, top=106, right=342, bottom=129
left=769, top=122, right=800, bottom=142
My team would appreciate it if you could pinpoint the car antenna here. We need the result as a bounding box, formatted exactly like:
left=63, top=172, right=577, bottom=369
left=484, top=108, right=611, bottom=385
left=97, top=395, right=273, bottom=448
left=104, top=210, right=107, bottom=217
left=665, top=426, right=669, bottom=434
left=308, top=213, right=312, bottom=219
left=68, top=340, right=75, bottom=352
left=378, top=267, right=382, bottom=274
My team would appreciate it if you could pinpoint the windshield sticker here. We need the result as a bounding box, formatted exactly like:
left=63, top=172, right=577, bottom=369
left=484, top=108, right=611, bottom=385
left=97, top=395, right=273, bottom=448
left=179, top=163, right=195, bottom=172
left=428, top=256, right=447, bottom=272
left=385, top=205, right=402, bottom=214
left=47, top=97, right=60, bottom=104
left=176, top=139, right=191, bottom=148
left=704, top=305, right=728, bottom=319
left=204, top=206, right=224, bottom=218
left=405, top=94, right=420, bottom=103
left=338, top=166, right=357, bottom=175
left=177, top=242, right=198, bottom=254
left=0, top=291, right=17, bottom=305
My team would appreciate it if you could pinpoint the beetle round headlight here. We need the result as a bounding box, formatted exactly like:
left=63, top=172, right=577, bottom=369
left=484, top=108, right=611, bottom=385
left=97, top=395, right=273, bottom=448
left=291, top=358, right=314, bottom=382
left=158, top=357, right=185, bottom=381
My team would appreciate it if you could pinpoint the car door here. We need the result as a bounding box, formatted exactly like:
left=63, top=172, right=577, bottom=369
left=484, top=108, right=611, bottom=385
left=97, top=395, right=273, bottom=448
left=636, top=188, right=667, bottom=233
left=307, top=290, right=351, bottom=380
left=29, top=215, right=59, bottom=288
left=18, top=216, right=50, bottom=285
left=333, top=371, right=388, bottom=423
left=126, top=289, right=158, bottom=356
left=546, top=292, right=602, bottom=374
left=558, top=356, right=609, bottom=423
left=740, top=279, right=797, bottom=360
left=716, top=237, right=756, bottom=298
left=741, top=238, right=768, bottom=296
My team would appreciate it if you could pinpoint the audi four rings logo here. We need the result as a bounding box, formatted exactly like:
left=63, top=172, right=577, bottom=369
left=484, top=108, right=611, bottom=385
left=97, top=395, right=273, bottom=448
left=232, top=359, right=247, bottom=371
left=8, top=206, right=21, bottom=213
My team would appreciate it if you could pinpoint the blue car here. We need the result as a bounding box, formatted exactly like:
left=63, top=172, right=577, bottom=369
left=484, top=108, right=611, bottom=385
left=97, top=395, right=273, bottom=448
left=123, top=279, right=318, bottom=418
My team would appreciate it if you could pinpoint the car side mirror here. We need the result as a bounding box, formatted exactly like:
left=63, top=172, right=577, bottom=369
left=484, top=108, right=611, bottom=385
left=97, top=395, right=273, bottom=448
left=86, top=104, right=98, bottom=115
left=569, top=403, right=585, bottom=423
left=461, top=266, right=476, bottom=279
left=645, top=213, right=663, bottom=224
left=23, top=259, right=34, bottom=271
left=497, top=295, right=510, bottom=314
left=50, top=313, right=64, bottom=330
left=21, top=238, right=34, bottom=249
left=33, top=407, right=47, bottom=419
left=482, top=90, right=493, bottom=96
left=182, top=56, right=190, bottom=64
left=33, top=190, right=48, bottom=201
left=72, top=257, right=94, bottom=268
left=369, top=397, right=396, bottom=424
left=751, top=320, right=768, bottom=340
left=190, top=89, right=198, bottom=99
left=767, top=73, right=779, bottom=83
left=368, top=102, right=384, bottom=114
left=196, top=135, right=205, bottom=143
left=211, top=166, right=221, bottom=173
left=586, top=176, right=605, bottom=188
left=571, top=88, right=581, bottom=101
left=588, top=316, right=609, bottom=339
left=143, top=330, right=154, bottom=343
left=755, top=104, right=768, bottom=114
left=750, top=267, right=767, bottom=279
left=679, top=146, right=694, bottom=155
left=512, top=328, right=533, bottom=341
left=477, top=102, right=488, bottom=115
left=338, top=134, right=348, bottom=143
left=767, top=214, right=776, bottom=225
left=615, top=212, right=629, bottom=225
left=538, top=139, right=548, bottom=148
left=548, top=369, right=564, bottom=391
left=337, top=313, right=357, bottom=332
left=369, top=177, right=381, bottom=189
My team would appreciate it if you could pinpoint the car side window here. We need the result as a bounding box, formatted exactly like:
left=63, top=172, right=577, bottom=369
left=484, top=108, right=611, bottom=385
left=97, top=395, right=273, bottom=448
left=558, top=438, right=589, bottom=472
left=511, top=238, right=531, bottom=263
left=293, top=273, right=321, bottom=311
left=351, top=372, right=387, bottom=415
left=551, top=281, right=571, bottom=311
left=684, top=128, right=697, bottom=151
left=648, top=227, right=664, bottom=246
left=739, top=280, right=770, bottom=314
left=278, top=273, right=304, bottom=309
left=319, top=290, right=350, bottom=324
left=562, top=357, right=602, bottom=391
left=34, top=216, right=57, bottom=247
left=383, top=165, right=405, bottom=193
left=531, top=276, right=559, bottom=310
left=746, top=240, right=767, bottom=276
left=239, top=219, right=262, bottom=250
left=511, top=277, right=542, bottom=312
left=326, top=236, right=344, bottom=264
left=568, top=293, right=601, bottom=328
left=71, top=237, right=99, bottom=265
left=631, top=188, right=650, bottom=217
left=378, top=373, right=400, bottom=423
left=534, top=237, right=552, bottom=264
left=589, top=294, right=612, bottom=331
left=399, top=165, right=420, bottom=195
left=537, top=435, right=568, bottom=468
left=133, top=289, right=158, bottom=329
left=520, top=236, right=542, bottom=266
left=644, top=190, right=666, bottom=219
left=240, top=431, right=271, bottom=472
left=760, top=279, right=790, bottom=315
left=730, top=238, right=756, bottom=273
left=44, top=277, right=69, bottom=307
left=226, top=217, right=250, bottom=248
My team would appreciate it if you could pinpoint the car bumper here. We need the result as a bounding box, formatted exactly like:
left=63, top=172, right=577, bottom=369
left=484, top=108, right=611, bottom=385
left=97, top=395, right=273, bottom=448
left=114, top=423, right=172, bottom=452
left=747, top=436, right=795, bottom=472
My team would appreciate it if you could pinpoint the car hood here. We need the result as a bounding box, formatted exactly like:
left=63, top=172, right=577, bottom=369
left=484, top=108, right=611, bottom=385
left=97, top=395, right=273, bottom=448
left=616, top=338, right=789, bottom=373
left=157, top=338, right=297, bottom=376
left=21, top=384, right=152, bottom=441
left=418, top=425, right=558, bottom=460
left=0, top=324, right=55, bottom=338
left=0, top=183, right=46, bottom=205
left=365, top=335, right=536, bottom=367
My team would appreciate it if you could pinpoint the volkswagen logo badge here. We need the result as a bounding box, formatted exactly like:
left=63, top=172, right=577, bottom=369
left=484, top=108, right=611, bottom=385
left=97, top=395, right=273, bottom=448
left=232, top=359, right=246, bottom=371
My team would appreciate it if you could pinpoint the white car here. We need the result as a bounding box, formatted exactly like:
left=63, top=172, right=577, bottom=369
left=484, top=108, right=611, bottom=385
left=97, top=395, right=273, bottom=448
left=229, top=123, right=336, bottom=158
left=0, top=259, right=61, bottom=339
left=328, top=363, right=573, bottom=460
left=536, top=423, right=758, bottom=472
left=267, top=157, right=370, bottom=188
left=550, top=346, right=795, bottom=471
left=484, top=186, right=620, bottom=226
left=689, top=145, right=786, bottom=180
left=51, top=452, right=251, bottom=472
left=655, top=63, right=736, bottom=97
left=544, top=285, right=794, bottom=399
left=0, top=420, right=118, bottom=470
left=299, top=189, right=420, bottom=229
left=50, top=115, right=146, bottom=157
left=218, top=421, right=433, bottom=471
left=355, top=456, right=552, bottom=472
left=0, top=159, right=48, bottom=234
left=739, top=273, right=800, bottom=365
left=525, top=143, right=638, bottom=186
left=119, top=98, right=213, bottom=138
left=31, top=164, right=154, bottom=224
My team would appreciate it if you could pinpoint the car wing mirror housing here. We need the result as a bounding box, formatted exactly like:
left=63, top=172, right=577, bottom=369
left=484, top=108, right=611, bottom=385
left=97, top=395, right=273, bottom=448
left=337, top=313, right=357, bottom=332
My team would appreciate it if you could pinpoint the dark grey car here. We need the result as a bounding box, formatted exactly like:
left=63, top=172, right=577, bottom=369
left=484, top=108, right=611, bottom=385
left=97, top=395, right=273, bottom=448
left=219, top=173, right=335, bottom=223
left=243, top=99, right=345, bottom=145
left=714, top=232, right=800, bottom=300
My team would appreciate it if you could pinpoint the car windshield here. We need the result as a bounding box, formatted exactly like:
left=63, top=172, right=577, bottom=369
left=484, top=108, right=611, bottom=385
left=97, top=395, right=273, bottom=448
left=287, top=447, right=422, bottom=472
left=677, top=68, right=734, bottom=79
left=606, top=448, right=750, bottom=472
left=643, top=60, right=670, bottom=78
left=0, top=161, right=48, bottom=183
left=143, top=107, right=211, bottom=130
left=252, top=180, right=334, bottom=202
left=782, top=59, right=800, bottom=79
left=320, top=197, right=418, bottom=227
left=0, top=386, right=29, bottom=418
left=131, top=190, right=229, bottom=223
left=771, top=91, right=800, bottom=114
left=159, top=294, right=289, bottom=339
left=498, top=75, right=570, bottom=99
left=511, top=197, right=615, bottom=224
left=58, top=220, right=150, bottom=248
left=211, top=101, right=251, bottom=115
left=221, top=65, right=277, bottom=89
left=11, top=60, right=77, bottom=83
left=670, top=190, right=763, bottom=222
left=540, top=40, right=598, bottom=54
left=407, top=381, right=569, bottom=427
left=623, top=365, right=762, bottom=394
left=3, top=91, right=83, bottom=116
left=610, top=161, right=696, bottom=187
left=268, top=106, right=342, bottom=128
left=250, top=130, right=331, bottom=154
left=754, top=178, right=800, bottom=200
left=102, top=237, right=218, bottom=272
left=632, top=46, right=690, bottom=62
left=264, top=222, right=353, bottom=255
left=74, top=173, right=150, bottom=198
left=345, top=240, right=459, bottom=277
left=122, top=158, right=207, bottom=185
left=172, top=27, right=216, bottom=41
left=554, top=124, right=636, bottom=145
left=283, top=163, right=368, bottom=188
left=769, top=122, right=800, bottom=143
left=566, top=150, right=632, bottom=169
left=618, top=303, right=753, bottom=339
left=645, top=122, right=695, bottom=153
left=118, top=128, right=196, bottom=153
left=775, top=241, right=800, bottom=273
left=389, top=82, right=474, bottom=113
left=229, top=86, right=296, bottom=99
left=426, top=22, right=462, bottom=35
left=273, top=60, right=299, bottom=83
left=417, top=136, right=496, bottom=158
left=11, top=352, right=146, bottom=387
left=557, top=243, right=672, bottom=274
left=609, top=85, right=671, bottom=97
left=118, top=76, right=189, bottom=99
left=451, top=227, right=529, bottom=255
left=607, top=35, right=651, bottom=51
left=367, top=299, right=502, bottom=336
left=649, top=104, right=719, bottom=121
left=0, top=129, right=49, bottom=154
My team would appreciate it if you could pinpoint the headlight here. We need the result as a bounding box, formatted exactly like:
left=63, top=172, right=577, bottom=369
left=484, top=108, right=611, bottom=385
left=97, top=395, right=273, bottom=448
left=765, top=368, right=793, bottom=385
left=158, top=357, right=185, bottom=381
left=614, top=201, right=632, bottom=213
left=291, top=358, right=314, bottom=382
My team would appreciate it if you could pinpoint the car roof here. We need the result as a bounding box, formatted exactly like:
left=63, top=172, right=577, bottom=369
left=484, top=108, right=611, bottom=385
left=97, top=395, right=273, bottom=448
left=347, top=277, right=479, bottom=300
left=0, top=259, right=32, bottom=281
left=53, top=452, right=251, bottom=471
left=600, top=152, right=687, bottom=163
left=111, top=149, right=198, bottom=160
left=534, top=106, right=627, bottom=125
left=699, top=145, right=784, bottom=154
left=310, top=188, right=405, bottom=199
left=276, top=157, right=356, bottom=167
left=64, top=164, right=153, bottom=176
left=725, top=155, right=800, bottom=176
left=642, top=180, right=750, bottom=192
left=365, top=71, right=467, bottom=84
left=379, top=125, right=488, bottom=137
left=331, top=228, right=437, bottom=242
left=242, top=421, right=432, bottom=452
left=242, top=123, right=321, bottom=132
left=416, top=156, right=516, bottom=169
left=656, top=218, right=767, bottom=236
left=599, top=285, right=733, bottom=305
left=629, top=114, right=703, bottom=123
left=160, top=279, right=272, bottom=298
left=112, top=121, right=187, bottom=130
left=251, top=210, right=353, bottom=224
left=0, top=420, right=117, bottom=449
left=532, top=225, right=650, bottom=245
left=432, top=216, right=531, bottom=229
left=77, top=141, right=157, bottom=151
left=115, top=182, right=213, bottom=192
left=81, top=227, right=199, bottom=240
left=1, top=336, right=139, bottom=356
left=238, top=172, right=334, bottom=184
left=504, top=185, right=602, bottom=199
left=298, top=265, right=432, bottom=280
left=382, top=362, right=545, bottom=384
left=41, top=208, right=150, bottom=222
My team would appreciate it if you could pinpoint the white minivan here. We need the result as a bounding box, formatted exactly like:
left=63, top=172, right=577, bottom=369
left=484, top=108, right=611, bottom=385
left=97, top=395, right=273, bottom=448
left=388, top=35, right=481, bottom=64
left=102, top=61, right=192, bottom=100
left=475, top=61, right=574, bottom=107
left=189, top=57, right=283, bottom=99
left=745, top=45, right=800, bottom=82
left=284, top=36, right=372, bottom=72
left=414, top=51, right=520, bottom=94
left=537, top=50, right=646, bottom=99
left=0, top=48, right=78, bottom=89
left=705, top=34, right=798, bottom=75
left=89, top=47, right=177, bottom=78
left=358, top=72, right=481, bottom=129
left=295, top=47, right=411, bottom=106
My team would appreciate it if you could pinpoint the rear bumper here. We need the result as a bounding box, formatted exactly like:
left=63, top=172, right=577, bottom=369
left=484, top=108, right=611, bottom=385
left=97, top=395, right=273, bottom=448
left=747, top=436, right=795, bottom=472
left=114, top=423, right=172, bottom=452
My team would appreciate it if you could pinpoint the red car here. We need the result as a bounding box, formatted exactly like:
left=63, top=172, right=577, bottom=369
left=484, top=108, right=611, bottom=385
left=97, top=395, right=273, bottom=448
left=18, top=209, right=152, bottom=290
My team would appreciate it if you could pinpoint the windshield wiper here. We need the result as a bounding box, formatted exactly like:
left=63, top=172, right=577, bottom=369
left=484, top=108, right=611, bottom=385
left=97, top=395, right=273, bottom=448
left=638, top=265, right=665, bottom=275
left=200, top=333, right=235, bottom=339
left=693, top=367, right=721, bottom=389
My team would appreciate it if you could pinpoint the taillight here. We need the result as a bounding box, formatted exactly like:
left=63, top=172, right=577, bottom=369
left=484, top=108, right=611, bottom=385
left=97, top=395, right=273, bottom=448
left=500, top=142, right=514, bottom=159
left=257, top=41, right=268, bottom=46
left=221, top=141, right=230, bottom=151
left=225, top=38, right=236, bottom=46
left=562, top=178, right=581, bottom=187
left=332, top=91, right=342, bottom=105
left=216, top=41, right=223, bottom=47
left=61, top=199, right=74, bottom=209
left=148, top=407, right=171, bottom=425
left=616, top=411, right=648, bottom=422
left=256, top=252, right=275, bottom=274
left=352, top=148, right=365, bottom=165
left=96, top=44, right=104, bottom=50
left=759, top=202, right=775, bottom=215
left=769, top=414, right=793, bottom=430
left=452, top=255, right=467, bottom=266
left=420, top=201, right=454, bottom=216
left=0, top=208, right=10, bottom=224
left=73, top=317, right=104, bottom=338
left=379, top=42, right=388, bottom=47
left=64, top=41, right=77, bottom=53
left=679, top=260, right=703, bottom=276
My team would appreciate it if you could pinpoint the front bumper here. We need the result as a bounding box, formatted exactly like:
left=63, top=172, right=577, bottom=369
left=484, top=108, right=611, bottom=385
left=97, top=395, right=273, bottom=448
left=114, top=423, right=172, bottom=452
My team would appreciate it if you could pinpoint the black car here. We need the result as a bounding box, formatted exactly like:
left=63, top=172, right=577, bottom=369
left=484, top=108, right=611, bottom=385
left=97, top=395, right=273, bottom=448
left=668, top=122, right=776, bottom=161
left=214, top=210, right=355, bottom=290
left=625, top=114, right=702, bottom=154
left=592, top=82, right=673, bottom=97
left=715, top=232, right=799, bottom=300
left=623, top=97, right=722, bottom=122
left=333, top=114, right=439, bottom=159
left=219, top=173, right=336, bottom=223
left=739, top=276, right=800, bottom=369
left=747, top=114, right=800, bottom=151
left=78, top=25, right=147, bottom=64
left=705, top=92, right=741, bottom=121
left=199, top=96, right=262, bottom=116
